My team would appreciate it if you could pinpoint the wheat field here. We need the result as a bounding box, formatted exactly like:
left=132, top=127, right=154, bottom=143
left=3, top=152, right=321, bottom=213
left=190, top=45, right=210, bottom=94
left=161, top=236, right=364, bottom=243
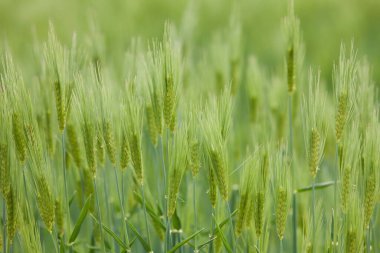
left=0, top=0, right=380, bottom=252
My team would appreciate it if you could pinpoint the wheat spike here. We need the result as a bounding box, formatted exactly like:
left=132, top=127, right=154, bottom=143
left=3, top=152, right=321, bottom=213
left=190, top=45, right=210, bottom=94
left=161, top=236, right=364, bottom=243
left=103, top=120, right=117, bottom=165
left=341, top=167, right=351, bottom=213
left=96, top=129, right=105, bottom=166
left=130, top=133, right=143, bottom=185
left=309, top=128, right=320, bottom=178
left=208, top=164, right=217, bottom=208
left=0, top=143, right=10, bottom=196
left=36, top=175, right=55, bottom=233
left=335, top=92, right=348, bottom=142
left=364, top=174, right=376, bottom=228
left=67, top=124, right=82, bottom=168
left=276, top=187, right=288, bottom=240
left=188, top=140, right=200, bottom=177
left=120, top=133, right=130, bottom=171
left=55, top=199, right=65, bottom=237
left=345, top=230, right=357, bottom=253
left=82, top=119, right=97, bottom=178
left=6, top=187, right=17, bottom=244
left=167, top=126, right=188, bottom=217
left=210, top=149, right=228, bottom=201
left=54, top=80, right=66, bottom=132
left=12, top=112, right=27, bottom=163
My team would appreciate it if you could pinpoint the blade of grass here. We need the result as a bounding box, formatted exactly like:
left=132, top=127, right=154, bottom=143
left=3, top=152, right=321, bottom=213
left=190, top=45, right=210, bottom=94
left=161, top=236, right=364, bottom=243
left=126, top=220, right=152, bottom=252
left=213, top=215, right=233, bottom=253
left=133, top=192, right=166, bottom=231
left=69, top=194, right=92, bottom=243
left=167, top=228, right=205, bottom=253
left=295, top=181, right=335, bottom=193
left=90, top=214, right=129, bottom=251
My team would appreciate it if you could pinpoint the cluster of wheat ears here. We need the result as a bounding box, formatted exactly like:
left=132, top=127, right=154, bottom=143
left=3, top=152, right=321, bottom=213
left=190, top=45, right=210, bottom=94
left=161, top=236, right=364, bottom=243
left=0, top=2, right=379, bottom=253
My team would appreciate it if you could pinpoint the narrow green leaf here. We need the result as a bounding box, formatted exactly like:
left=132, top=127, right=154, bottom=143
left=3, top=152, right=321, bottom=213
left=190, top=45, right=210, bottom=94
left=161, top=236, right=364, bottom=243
left=90, top=214, right=129, bottom=250
left=296, top=181, right=335, bottom=193
left=126, top=220, right=152, bottom=252
left=69, top=190, right=77, bottom=207
left=197, top=236, right=217, bottom=250
left=168, top=228, right=205, bottom=253
left=129, top=237, right=137, bottom=248
left=212, top=209, right=238, bottom=234
left=213, top=215, right=233, bottom=253
left=69, top=194, right=92, bottom=243
left=133, top=192, right=166, bottom=231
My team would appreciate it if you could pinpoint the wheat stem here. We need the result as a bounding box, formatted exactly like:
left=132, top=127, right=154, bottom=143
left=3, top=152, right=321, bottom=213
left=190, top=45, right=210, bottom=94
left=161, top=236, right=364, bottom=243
left=166, top=217, right=172, bottom=251
left=161, top=132, right=170, bottom=252
left=141, top=185, right=152, bottom=250
left=193, top=177, right=197, bottom=251
left=333, top=143, right=338, bottom=253
left=288, top=94, right=297, bottom=253
left=226, top=200, right=236, bottom=253
left=366, top=227, right=370, bottom=253
left=257, top=238, right=260, bottom=253
left=288, top=95, right=293, bottom=179
left=292, top=192, right=297, bottom=253
left=112, top=166, right=130, bottom=246
left=94, top=178, right=106, bottom=253
left=50, top=227, right=59, bottom=253
left=102, top=168, right=111, bottom=224
left=280, top=239, right=283, bottom=253
left=2, top=198, right=6, bottom=253
left=208, top=207, right=215, bottom=253
left=62, top=131, right=72, bottom=253
left=312, top=178, right=316, bottom=253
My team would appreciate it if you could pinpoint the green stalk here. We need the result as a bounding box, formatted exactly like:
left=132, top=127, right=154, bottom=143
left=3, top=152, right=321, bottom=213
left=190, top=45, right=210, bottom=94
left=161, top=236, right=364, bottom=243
left=93, top=178, right=106, bottom=253
left=112, top=166, right=130, bottom=247
left=62, top=131, right=72, bottom=253
left=50, top=228, right=59, bottom=253
left=166, top=217, right=172, bottom=251
left=161, top=132, right=170, bottom=252
left=208, top=207, right=215, bottom=253
left=333, top=143, right=338, bottom=253
left=280, top=239, right=283, bottom=253
left=193, top=177, right=197, bottom=251
left=121, top=171, right=125, bottom=210
left=292, top=192, right=297, bottom=253
left=257, top=238, right=260, bottom=253
left=312, top=179, right=316, bottom=253
left=288, top=95, right=293, bottom=180
left=226, top=200, right=236, bottom=253
left=288, top=94, right=297, bottom=253
left=141, top=185, right=152, bottom=250
left=366, top=227, right=370, bottom=253
left=3, top=198, right=6, bottom=253
left=102, top=169, right=117, bottom=252
left=102, top=169, right=111, bottom=234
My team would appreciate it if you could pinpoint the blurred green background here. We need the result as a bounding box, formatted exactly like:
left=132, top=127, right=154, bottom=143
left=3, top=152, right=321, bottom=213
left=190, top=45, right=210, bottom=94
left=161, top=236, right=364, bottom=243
left=1, top=0, right=380, bottom=83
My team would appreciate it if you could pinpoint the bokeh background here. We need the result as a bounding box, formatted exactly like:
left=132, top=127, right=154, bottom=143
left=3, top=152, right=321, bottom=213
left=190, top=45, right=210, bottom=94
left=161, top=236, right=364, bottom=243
left=1, top=0, right=380, bottom=84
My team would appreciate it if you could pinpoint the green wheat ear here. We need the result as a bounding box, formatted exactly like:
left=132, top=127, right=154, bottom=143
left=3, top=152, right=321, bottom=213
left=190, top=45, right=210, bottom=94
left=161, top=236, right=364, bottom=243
left=163, top=22, right=181, bottom=132
left=235, top=155, right=254, bottom=237
left=333, top=44, right=358, bottom=143
left=167, top=124, right=188, bottom=217
left=302, top=69, right=326, bottom=178
left=274, top=147, right=290, bottom=241
left=0, top=143, right=10, bottom=197
left=6, top=186, right=18, bottom=244
left=284, top=0, right=303, bottom=94
left=36, top=175, right=55, bottom=233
